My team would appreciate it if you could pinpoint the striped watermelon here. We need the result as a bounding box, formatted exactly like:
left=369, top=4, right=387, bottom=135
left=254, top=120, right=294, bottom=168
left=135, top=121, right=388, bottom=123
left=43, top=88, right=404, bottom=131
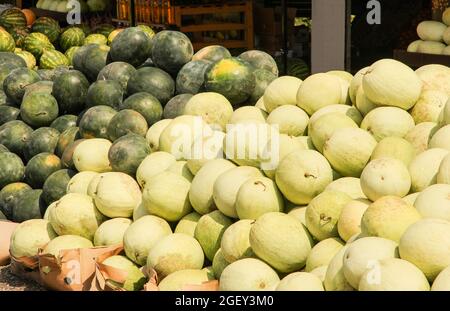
left=60, top=27, right=85, bottom=51
left=0, top=8, right=27, bottom=30
left=40, top=49, right=69, bottom=69
left=23, top=32, right=55, bottom=58
left=0, top=29, right=15, bottom=52
left=65, top=46, right=80, bottom=65
left=9, top=26, right=30, bottom=48
left=31, top=17, right=61, bottom=43
left=14, top=50, right=36, bottom=69
left=275, top=57, right=309, bottom=80
left=84, top=34, right=108, bottom=45
left=93, top=24, right=115, bottom=37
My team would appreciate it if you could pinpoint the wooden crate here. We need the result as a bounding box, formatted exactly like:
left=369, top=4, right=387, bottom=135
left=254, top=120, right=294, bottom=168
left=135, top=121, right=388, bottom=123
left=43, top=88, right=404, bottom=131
left=173, top=1, right=254, bottom=51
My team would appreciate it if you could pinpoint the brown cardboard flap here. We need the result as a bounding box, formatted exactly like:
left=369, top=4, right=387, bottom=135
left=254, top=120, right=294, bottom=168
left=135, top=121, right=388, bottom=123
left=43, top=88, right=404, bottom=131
left=182, top=280, right=219, bottom=291
left=0, top=221, right=19, bottom=266
left=143, top=267, right=159, bottom=291
left=9, top=255, right=43, bottom=286
left=38, top=244, right=123, bottom=291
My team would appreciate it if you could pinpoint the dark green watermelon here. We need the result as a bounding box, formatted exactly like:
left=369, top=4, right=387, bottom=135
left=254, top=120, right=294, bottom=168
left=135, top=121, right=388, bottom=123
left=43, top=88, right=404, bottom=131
left=0, top=61, right=25, bottom=87
left=0, top=106, right=20, bottom=125
left=72, top=44, right=92, bottom=71
left=83, top=44, right=111, bottom=81
left=192, top=45, right=231, bottom=63
left=0, top=182, right=31, bottom=219
left=97, top=61, right=136, bottom=93
left=0, top=120, right=33, bottom=157
left=127, top=67, right=175, bottom=105
left=23, top=80, right=54, bottom=99
left=110, top=27, right=153, bottom=67
left=151, top=30, right=193, bottom=75
left=50, top=115, right=77, bottom=133
left=52, top=70, right=89, bottom=114
left=163, top=94, right=193, bottom=119
left=20, top=92, right=59, bottom=128
left=23, top=127, right=60, bottom=161
left=86, top=80, right=123, bottom=109
left=108, top=133, right=150, bottom=176
left=138, top=58, right=154, bottom=69
left=0, top=152, right=25, bottom=189
left=12, top=189, right=45, bottom=222
left=61, top=139, right=85, bottom=169
left=42, top=168, right=76, bottom=205
left=0, top=51, right=27, bottom=66
left=0, top=89, right=8, bottom=106
left=107, top=109, right=148, bottom=142
left=119, top=92, right=162, bottom=126
left=0, top=144, right=8, bottom=152
left=249, top=69, right=277, bottom=104
left=238, top=50, right=279, bottom=76
left=176, top=60, right=211, bottom=94
left=36, top=66, right=71, bottom=81
left=55, top=126, right=80, bottom=157
left=204, top=57, right=256, bottom=106
left=3, top=67, right=41, bottom=104
left=25, top=152, right=62, bottom=188
left=79, top=105, right=117, bottom=139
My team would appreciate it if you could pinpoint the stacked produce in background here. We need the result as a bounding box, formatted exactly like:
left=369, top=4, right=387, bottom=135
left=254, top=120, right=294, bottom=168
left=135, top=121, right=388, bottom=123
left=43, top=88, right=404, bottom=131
left=408, top=7, right=450, bottom=55
left=35, top=0, right=110, bottom=13
left=0, top=4, right=450, bottom=291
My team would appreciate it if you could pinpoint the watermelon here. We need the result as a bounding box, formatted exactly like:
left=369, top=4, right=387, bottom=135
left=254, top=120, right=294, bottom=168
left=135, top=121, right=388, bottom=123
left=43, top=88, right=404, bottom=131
left=77, top=24, right=92, bottom=36
left=0, top=51, right=27, bottom=67
left=0, top=90, right=7, bottom=106
left=0, top=106, right=20, bottom=125
left=275, top=57, right=310, bottom=80
left=0, top=152, right=25, bottom=189
left=52, top=70, right=89, bottom=114
left=20, top=92, right=59, bottom=128
left=0, top=182, right=31, bottom=219
left=176, top=60, right=212, bottom=94
left=23, top=81, right=54, bottom=99
left=10, top=26, right=30, bottom=48
left=0, top=144, right=8, bottom=152
left=86, top=80, right=123, bottom=109
left=137, top=25, right=155, bottom=39
left=108, top=133, right=151, bottom=176
left=250, top=69, right=277, bottom=104
left=97, top=61, right=136, bottom=92
left=12, top=189, right=45, bottom=222
left=119, top=92, right=163, bottom=126
left=59, top=27, right=85, bottom=51
left=82, top=44, right=111, bottom=81
left=204, top=57, right=256, bottom=105
left=109, top=27, right=153, bottom=67
left=50, top=115, right=77, bottom=133
left=79, top=105, right=117, bottom=139
left=238, top=50, right=279, bottom=76
left=23, top=127, right=60, bottom=161
left=192, top=45, right=231, bottom=63
left=65, top=46, right=80, bottom=65
left=72, top=44, right=90, bottom=70
left=151, top=30, right=193, bottom=75
left=23, top=32, right=55, bottom=58
left=93, top=24, right=115, bottom=38
left=0, top=8, right=27, bottom=30
left=55, top=126, right=80, bottom=157
left=163, top=94, right=192, bottom=119
left=42, top=168, right=76, bottom=205
left=127, top=67, right=175, bottom=105
left=0, top=29, right=15, bottom=52
left=14, top=49, right=36, bottom=69
left=61, top=138, right=85, bottom=169
left=107, top=28, right=123, bottom=45
left=40, top=49, right=69, bottom=69
left=107, top=109, right=148, bottom=142
left=0, top=120, right=33, bottom=157
left=25, top=152, right=62, bottom=188
left=84, top=34, right=108, bottom=46
left=32, top=17, right=61, bottom=43
left=36, top=66, right=70, bottom=82
left=3, top=67, right=41, bottom=104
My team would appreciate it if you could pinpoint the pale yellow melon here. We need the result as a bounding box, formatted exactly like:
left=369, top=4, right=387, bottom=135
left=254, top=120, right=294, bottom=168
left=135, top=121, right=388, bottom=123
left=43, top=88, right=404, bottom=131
left=338, top=199, right=371, bottom=242
left=417, top=21, right=447, bottom=41
left=349, top=66, right=370, bottom=105
left=409, top=148, right=449, bottom=192
left=263, top=76, right=302, bottom=113
left=417, top=41, right=446, bottom=55
left=407, top=40, right=423, bottom=52
left=411, top=90, right=448, bottom=124
left=404, top=122, right=439, bottom=154
left=416, top=64, right=450, bottom=96
left=371, top=137, right=416, bottom=166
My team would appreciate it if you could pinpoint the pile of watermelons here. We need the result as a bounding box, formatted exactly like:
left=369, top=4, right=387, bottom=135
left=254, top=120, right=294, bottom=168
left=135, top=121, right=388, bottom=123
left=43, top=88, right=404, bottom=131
left=0, top=20, right=282, bottom=222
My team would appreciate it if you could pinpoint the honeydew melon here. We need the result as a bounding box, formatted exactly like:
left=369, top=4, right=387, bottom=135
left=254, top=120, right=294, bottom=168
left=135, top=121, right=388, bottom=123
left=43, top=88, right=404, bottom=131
left=338, top=199, right=371, bottom=242
left=371, top=137, right=416, bottom=167
left=411, top=90, right=448, bottom=124
left=409, top=148, right=449, bottom=192
left=263, top=76, right=302, bottom=113
left=414, top=184, right=450, bottom=221
left=276, top=272, right=324, bottom=291
left=417, top=21, right=447, bottom=41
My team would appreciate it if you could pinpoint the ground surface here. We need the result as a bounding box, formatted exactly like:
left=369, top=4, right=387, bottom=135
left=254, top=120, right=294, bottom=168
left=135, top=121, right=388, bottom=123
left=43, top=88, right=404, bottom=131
left=0, top=265, right=45, bottom=291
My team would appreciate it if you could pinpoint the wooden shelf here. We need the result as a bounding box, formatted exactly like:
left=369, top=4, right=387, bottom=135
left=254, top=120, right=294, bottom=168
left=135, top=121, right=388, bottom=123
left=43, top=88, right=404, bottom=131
left=393, top=50, right=450, bottom=68
left=181, top=23, right=246, bottom=33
